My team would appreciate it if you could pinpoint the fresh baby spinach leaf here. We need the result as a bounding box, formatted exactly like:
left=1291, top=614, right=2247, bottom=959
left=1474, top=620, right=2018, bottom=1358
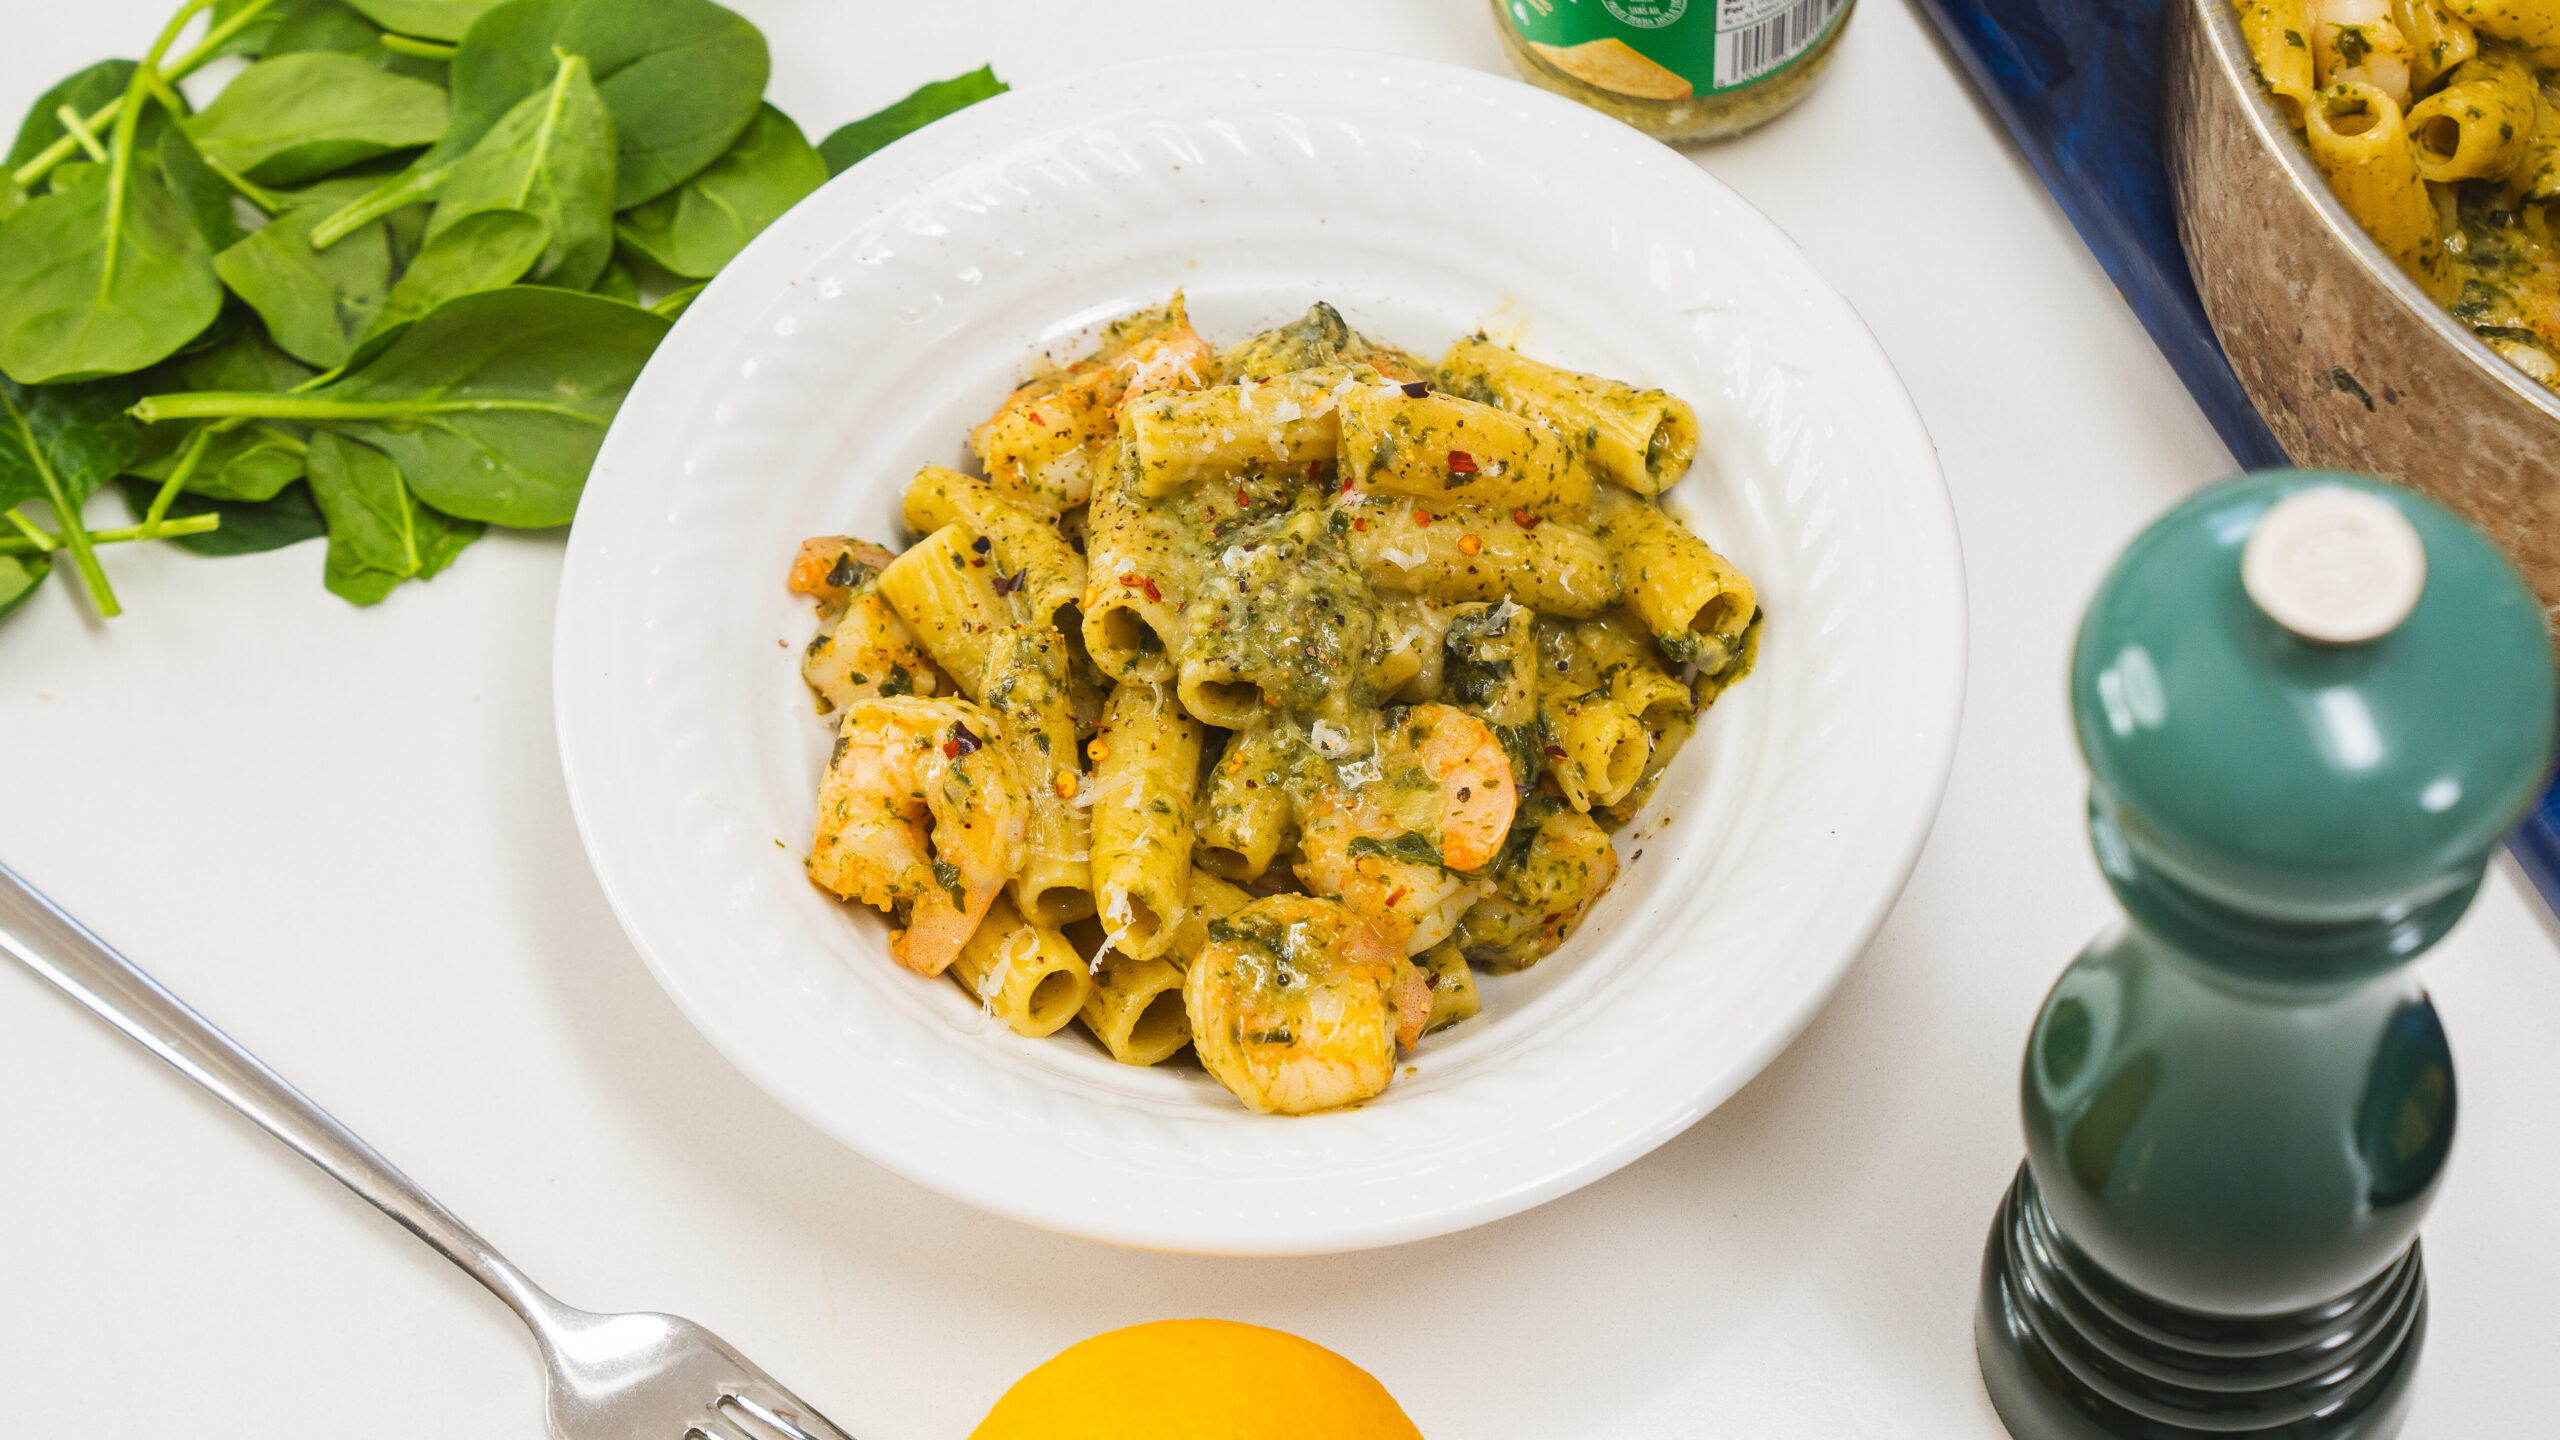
left=214, top=200, right=395, bottom=368
left=157, top=124, right=249, bottom=253
left=184, top=51, right=449, bottom=185
left=615, top=102, right=822, bottom=278
left=0, top=137, right=225, bottom=384
left=262, top=0, right=451, bottom=81
left=0, top=551, right=50, bottom=622
left=427, top=50, right=614, bottom=289
left=817, top=66, right=1006, bottom=176
left=363, top=206, right=547, bottom=352
left=341, top=0, right=506, bottom=42
left=134, top=285, right=670, bottom=527
left=590, top=249, right=637, bottom=301
left=455, top=0, right=769, bottom=208
left=304, top=429, right=479, bottom=601
left=648, top=282, right=702, bottom=320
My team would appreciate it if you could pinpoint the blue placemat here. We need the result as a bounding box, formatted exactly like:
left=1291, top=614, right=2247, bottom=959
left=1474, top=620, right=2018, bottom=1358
left=1913, top=0, right=2560, bottom=913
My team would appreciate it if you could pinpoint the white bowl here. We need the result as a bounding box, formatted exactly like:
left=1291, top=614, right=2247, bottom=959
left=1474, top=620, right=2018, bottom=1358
left=554, top=48, right=1964, bottom=1255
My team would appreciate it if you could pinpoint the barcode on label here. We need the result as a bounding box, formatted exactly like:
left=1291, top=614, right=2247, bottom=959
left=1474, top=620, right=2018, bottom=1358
left=1714, top=0, right=1844, bottom=87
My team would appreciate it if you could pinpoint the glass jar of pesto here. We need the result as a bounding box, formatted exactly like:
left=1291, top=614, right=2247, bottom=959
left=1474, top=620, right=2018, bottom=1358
left=1491, top=0, right=1856, bottom=143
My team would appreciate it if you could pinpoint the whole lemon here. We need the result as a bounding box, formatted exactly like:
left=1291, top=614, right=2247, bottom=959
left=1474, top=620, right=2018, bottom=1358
left=970, top=1318, right=1424, bottom=1439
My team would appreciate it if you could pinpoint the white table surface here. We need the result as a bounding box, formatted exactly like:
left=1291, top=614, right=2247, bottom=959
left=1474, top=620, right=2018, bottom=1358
left=5, top=2, right=2556, bottom=1435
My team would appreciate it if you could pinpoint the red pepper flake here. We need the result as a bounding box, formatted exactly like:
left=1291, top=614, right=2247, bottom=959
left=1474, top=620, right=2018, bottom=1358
left=1457, top=534, right=1482, bottom=556
left=1543, top=744, right=1567, bottom=759
left=1308, top=460, right=1324, bottom=481
left=943, top=721, right=983, bottom=758
left=991, top=566, right=1026, bottom=596
left=1028, top=410, right=1047, bottom=427
left=1446, top=450, right=1478, bottom=475
left=1412, top=508, right=1433, bottom=526
left=1353, top=517, right=1368, bottom=532
left=1385, top=886, right=1409, bottom=907
left=1237, top=488, right=1251, bottom=507
left=1339, top=473, right=1354, bottom=496
left=1512, top=507, right=1543, bottom=531
left=1399, top=380, right=1429, bottom=399
left=1116, top=573, right=1162, bottom=602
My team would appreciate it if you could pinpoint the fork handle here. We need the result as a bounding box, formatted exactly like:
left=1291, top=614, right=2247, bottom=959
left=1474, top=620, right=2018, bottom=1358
left=0, top=861, right=565, bottom=1332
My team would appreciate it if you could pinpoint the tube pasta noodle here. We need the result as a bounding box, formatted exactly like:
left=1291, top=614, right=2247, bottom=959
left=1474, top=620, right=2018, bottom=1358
left=1412, top=938, right=1483, bottom=1034
left=1195, top=719, right=1303, bottom=880
left=786, top=296, right=1759, bottom=1114
left=1124, top=371, right=1356, bottom=498
left=2309, top=82, right=2452, bottom=295
left=2239, top=0, right=2321, bottom=123
left=903, top=465, right=1087, bottom=630
left=1536, top=619, right=1652, bottom=813
left=1089, top=682, right=1205, bottom=961
left=946, top=893, right=1093, bottom=1038
left=2396, top=0, right=2479, bottom=86
left=880, top=523, right=1093, bottom=924
left=1346, top=501, right=1620, bottom=615
left=1339, top=384, right=1592, bottom=512
left=2445, top=0, right=2560, bottom=64
left=1080, top=452, right=1194, bottom=684
left=1591, top=486, right=1759, bottom=672
left=1436, top=334, right=1700, bottom=497
left=2407, top=48, right=2538, bottom=179
left=2239, top=3, right=2560, bottom=391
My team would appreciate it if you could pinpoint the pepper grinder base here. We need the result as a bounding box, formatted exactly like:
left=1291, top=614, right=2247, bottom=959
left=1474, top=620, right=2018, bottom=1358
left=1974, top=1165, right=2426, bottom=1440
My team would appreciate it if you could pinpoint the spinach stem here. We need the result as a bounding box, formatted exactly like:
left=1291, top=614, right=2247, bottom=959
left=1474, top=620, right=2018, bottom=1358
left=145, top=425, right=218, bottom=528
left=6, top=394, right=118, bottom=615
left=134, top=392, right=607, bottom=426
left=7, top=0, right=281, bottom=191
left=4, top=508, right=52, bottom=547
left=0, top=514, right=222, bottom=556
left=100, top=2, right=215, bottom=308
left=54, top=105, right=107, bottom=163
left=379, top=33, right=458, bottom=60
left=308, top=161, right=454, bottom=249
left=197, top=150, right=286, bottom=214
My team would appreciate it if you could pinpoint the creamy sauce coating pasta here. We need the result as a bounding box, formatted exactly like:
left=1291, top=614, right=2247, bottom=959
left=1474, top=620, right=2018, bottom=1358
left=2241, top=6, right=2560, bottom=389
left=789, top=299, right=1760, bottom=1114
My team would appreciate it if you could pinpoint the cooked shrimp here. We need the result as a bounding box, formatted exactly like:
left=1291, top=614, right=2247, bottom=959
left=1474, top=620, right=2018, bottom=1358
left=1184, top=894, right=1431, bottom=1115
left=792, top=536, right=944, bottom=712
left=1294, top=704, right=1519, bottom=954
left=2312, top=0, right=2414, bottom=105
left=970, top=297, right=1210, bottom=513
left=789, top=536, right=900, bottom=615
left=808, top=697, right=1028, bottom=976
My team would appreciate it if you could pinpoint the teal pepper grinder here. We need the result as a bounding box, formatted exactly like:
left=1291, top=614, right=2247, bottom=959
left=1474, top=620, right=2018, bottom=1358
left=1975, top=471, right=2556, bottom=1438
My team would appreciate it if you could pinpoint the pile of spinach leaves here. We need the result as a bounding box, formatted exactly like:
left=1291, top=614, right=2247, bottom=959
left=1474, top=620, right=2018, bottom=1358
left=0, top=0, right=1003, bottom=620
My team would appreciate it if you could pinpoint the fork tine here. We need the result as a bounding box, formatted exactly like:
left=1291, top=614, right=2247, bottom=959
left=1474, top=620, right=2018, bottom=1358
left=722, top=1383, right=858, bottom=1440
left=683, top=1419, right=757, bottom=1440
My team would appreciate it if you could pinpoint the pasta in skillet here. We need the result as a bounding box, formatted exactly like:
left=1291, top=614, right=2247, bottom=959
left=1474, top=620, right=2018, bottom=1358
left=789, top=298, right=1760, bottom=1115
left=2238, top=0, right=2560, bottom=388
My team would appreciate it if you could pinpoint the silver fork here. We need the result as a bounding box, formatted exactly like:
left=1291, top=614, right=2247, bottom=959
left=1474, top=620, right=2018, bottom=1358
left=0, top=862, right=857, bottom=1440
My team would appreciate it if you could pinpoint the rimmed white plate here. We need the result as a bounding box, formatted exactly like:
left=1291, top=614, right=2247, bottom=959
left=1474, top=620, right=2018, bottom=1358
left=555, top=49, right=1964, bottom=1255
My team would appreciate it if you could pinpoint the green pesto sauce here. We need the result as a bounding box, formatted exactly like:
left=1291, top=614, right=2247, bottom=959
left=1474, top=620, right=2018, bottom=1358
left=1182, top=506, right=1382, bottom=718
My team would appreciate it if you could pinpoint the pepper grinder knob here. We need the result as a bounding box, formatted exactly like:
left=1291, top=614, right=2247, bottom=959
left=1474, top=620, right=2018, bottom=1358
left=1975, top=471, right=2555, bottom=1439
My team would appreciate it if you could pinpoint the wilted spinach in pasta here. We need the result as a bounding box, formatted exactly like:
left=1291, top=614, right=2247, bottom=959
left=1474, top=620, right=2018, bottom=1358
left=791, top=297, right=1760, bottom=1115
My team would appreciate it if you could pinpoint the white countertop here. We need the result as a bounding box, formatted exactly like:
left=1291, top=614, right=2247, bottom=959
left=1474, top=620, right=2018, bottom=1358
left=4, top=2, right=2554, bottom=1435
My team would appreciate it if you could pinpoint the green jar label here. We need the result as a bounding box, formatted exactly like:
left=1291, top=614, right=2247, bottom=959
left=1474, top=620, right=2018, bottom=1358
left=1505, top=0, right=1848, bottom=98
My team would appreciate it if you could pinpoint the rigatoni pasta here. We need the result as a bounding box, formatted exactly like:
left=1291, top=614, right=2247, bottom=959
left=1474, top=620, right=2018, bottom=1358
left=2240, top=6, right=2560, bottom=388
left=789, top=297, right=1758, bottom=1115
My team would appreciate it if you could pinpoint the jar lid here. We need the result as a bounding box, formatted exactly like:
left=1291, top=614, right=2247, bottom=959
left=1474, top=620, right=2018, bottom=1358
left=2074, top=472, right=2555, bottom=939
